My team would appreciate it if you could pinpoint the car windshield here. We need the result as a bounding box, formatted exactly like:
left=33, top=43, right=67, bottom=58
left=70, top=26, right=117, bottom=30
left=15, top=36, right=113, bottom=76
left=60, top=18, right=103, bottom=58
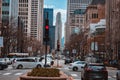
left=89, top=65, right=105, bottom=70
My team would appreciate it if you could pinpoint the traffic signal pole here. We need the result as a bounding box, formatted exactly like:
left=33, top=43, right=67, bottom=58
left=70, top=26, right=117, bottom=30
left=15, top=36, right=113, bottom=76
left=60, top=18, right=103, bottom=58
left=44, top=12, right=49, bottom=68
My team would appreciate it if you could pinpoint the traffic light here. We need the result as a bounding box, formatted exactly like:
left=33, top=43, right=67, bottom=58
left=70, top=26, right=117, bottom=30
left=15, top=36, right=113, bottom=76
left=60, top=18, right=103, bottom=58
left=57, top=40, right=60, bottom=51
left=45, top=19, right=49, bottom=38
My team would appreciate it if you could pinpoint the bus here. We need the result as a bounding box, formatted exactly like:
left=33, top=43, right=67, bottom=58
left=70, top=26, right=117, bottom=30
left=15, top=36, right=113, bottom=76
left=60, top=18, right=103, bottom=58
left=7, top=53, right=29, bottom=58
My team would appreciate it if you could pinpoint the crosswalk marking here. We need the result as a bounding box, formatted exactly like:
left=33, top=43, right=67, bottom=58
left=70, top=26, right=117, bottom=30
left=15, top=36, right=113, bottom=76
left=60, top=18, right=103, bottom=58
left=14, top=73, right=23, bottom=75
left=113, top=75, right=116, bottom=78
left=71, top=74, right=78, bottom=77
left=3, top=73, right=11, bottom=75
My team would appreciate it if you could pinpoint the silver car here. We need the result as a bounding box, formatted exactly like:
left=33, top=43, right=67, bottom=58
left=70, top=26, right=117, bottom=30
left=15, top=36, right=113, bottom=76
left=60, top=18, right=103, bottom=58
left=12, top=58, right=44, bottom=69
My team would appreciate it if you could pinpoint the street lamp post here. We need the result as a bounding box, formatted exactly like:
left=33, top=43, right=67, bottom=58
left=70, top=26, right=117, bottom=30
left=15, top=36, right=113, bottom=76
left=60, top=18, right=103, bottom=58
left=93, top=32, right=96, bottom=55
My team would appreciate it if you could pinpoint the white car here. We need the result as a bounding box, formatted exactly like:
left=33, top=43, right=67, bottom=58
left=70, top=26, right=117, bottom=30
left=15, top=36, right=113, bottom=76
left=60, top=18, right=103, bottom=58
left=68, top=61, right=86, bottom=71
left=12, top=58, right=44, bottom=69
left=0, top=58, right=12, bottom=65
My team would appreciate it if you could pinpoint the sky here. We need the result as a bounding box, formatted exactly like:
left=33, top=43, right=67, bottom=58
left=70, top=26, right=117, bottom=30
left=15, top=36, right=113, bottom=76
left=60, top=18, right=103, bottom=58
left=44, top=0, right=67, bottom=37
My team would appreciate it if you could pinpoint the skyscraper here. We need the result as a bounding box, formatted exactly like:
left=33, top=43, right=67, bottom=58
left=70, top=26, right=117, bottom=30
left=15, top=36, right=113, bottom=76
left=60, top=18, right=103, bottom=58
left=2, top=0, right=10, bottom=25
left=65, top=0, right=92, bottom=43
left=55, top=12, right=62, bottom=50
left=0, top=0, right=2, bottom=29
left=10, top=0, right=43, bottom=43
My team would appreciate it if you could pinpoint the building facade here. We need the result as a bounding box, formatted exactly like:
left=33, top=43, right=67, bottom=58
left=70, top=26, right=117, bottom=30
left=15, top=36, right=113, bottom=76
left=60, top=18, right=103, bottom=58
left=17, top=0, right=43, bottom=42
left=106, top=0, right=120, bottom=60
left=65, top=0, right=92, bottom=43
left=0, top=0, right=2, bottom=29
left=83, top=0, right=105, bottom=57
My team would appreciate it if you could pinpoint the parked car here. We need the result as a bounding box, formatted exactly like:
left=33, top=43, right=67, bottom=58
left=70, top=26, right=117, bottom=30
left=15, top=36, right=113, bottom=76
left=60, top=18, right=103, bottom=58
left=81, top=63, right=108, bottom=80
left=116, top=70, right=120, bottom=80
left=12, top=58, right=44, bottom=69
left=0, top=58, right=12, bottom=65
left=64, top=58, right=72, bottom=64
left=68, top=61, right=86, bottom=71
left=0, top=62, right=8, bottom=70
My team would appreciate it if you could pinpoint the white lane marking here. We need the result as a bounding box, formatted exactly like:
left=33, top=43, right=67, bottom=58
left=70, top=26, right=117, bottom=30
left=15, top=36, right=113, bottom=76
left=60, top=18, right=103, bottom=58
left=3, top=73, right=11, bottom=75
left=64, top=67, right=69, bottom=70
left=71, top=74, right=78, bottom=77
left=108, top=76, right=112, bottom=78
left=14, top=73, right=23, bottom=75
left=113, top=75, right=116, bottom=78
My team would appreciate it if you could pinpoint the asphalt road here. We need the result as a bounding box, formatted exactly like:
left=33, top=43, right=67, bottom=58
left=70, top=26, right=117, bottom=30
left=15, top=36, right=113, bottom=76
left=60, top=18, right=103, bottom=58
left=0, top=60, right=118, bottom=80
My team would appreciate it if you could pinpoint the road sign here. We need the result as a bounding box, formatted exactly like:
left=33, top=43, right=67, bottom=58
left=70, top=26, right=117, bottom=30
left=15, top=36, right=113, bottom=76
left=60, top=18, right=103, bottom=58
left=0, top=37, right=3, bottom=47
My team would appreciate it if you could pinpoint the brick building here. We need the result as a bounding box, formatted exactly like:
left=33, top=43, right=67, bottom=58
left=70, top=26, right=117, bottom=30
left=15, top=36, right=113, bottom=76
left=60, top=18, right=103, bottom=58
left=82, top=0, right=106, bottom=57
left=106, top=0, right=120, bottom=60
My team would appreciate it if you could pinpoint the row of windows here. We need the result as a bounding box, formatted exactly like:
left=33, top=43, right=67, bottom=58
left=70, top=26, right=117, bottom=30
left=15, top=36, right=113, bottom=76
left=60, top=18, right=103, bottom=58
left=19, top=8, right=28, bottom=11
left=19, top=4, right=28, bottom=7
left=92, top=13, right=98, bottom=18
left=19, top=0, right=28, bottom=3
left=2, top=11, right=9, bottom=14
left=19, top=12, right=28, bottom=15
left=2, top=3, right=9, bottom=6
left=69, top=0, right=91, bottom=4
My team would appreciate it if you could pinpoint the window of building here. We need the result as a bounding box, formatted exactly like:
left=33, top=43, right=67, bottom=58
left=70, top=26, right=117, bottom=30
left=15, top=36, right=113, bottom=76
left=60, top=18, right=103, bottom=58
left=92, top=13, right=98, bottom=19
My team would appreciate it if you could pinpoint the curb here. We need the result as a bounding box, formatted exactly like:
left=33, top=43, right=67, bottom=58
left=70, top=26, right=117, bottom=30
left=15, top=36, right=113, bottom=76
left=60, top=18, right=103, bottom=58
left=106, top=67, right=117, bottom=70
left=68, top=76, right=74, bottom=80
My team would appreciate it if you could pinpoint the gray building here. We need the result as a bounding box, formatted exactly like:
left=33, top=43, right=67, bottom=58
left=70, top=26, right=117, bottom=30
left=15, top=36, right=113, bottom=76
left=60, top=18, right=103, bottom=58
left=65, top=0, right=92, bottom=43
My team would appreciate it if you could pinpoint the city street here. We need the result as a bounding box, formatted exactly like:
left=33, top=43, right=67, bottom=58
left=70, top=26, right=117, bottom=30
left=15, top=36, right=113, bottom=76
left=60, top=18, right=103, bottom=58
left=0, top=60, right=117, bottom=80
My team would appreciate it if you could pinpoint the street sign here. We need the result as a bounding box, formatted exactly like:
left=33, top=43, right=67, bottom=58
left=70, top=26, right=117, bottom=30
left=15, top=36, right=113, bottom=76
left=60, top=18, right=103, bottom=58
left=72, top=49, right=76, bottom=54
left=0, top=37, right=3, bottom=47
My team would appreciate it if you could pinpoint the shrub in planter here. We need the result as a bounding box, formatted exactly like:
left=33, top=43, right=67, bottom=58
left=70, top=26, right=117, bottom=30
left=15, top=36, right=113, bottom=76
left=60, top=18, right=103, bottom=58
left=27, top=68, right=60, bottom=77
left=19, top=68, right=68, bottom=80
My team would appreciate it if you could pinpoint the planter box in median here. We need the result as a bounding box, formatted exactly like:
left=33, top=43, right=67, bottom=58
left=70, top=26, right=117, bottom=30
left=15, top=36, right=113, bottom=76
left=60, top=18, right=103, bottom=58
left=19, top=71, right=68, bottom=80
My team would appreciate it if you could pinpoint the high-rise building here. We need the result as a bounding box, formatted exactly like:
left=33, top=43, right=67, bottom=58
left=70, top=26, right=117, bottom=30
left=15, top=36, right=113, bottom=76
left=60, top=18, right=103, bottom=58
left=55, top=12, right=62, bottom=50
left=0, top=0, right=2, bottom=29
left=65, top=0, right=92, bottom=43
left=9, top=0, right=43, bottom=43
left=2, top=0, right=10, bottom=25
left=106, top=0, right=120, bottom=60
left=43, top=8, right=55, bottom=51
left=0, top=0, right=2, bottom=57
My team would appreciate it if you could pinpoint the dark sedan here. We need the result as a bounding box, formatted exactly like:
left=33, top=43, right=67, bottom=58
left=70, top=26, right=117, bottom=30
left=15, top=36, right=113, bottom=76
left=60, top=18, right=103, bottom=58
left=81, top=63, right=108, bottom=80
left=64, top=58, right=72, bottom=64
left=0, top=62, right=8, bottom=70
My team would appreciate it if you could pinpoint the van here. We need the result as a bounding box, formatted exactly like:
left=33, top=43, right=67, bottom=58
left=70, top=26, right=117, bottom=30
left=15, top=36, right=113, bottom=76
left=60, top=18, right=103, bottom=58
left=12, top=58, right=44, bottom=69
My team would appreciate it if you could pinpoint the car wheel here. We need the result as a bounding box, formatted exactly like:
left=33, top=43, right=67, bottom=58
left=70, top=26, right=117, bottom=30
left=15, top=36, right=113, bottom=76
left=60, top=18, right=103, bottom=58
left=73, top=67, right=78, bottom=71
left=36, top=64, right=41, bottom=68
left=81, top=78, right=84, bottom=80
left=0, top=66, right=3, bottom=70
left=17, top=65, right=23, bottom=69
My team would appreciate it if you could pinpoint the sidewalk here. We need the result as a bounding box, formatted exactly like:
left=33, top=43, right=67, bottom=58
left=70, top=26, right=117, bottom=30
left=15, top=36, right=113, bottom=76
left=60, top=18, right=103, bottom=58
left=106, top=66, right=118, bottom=70
left=52, top=59, right=64, bottom=68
